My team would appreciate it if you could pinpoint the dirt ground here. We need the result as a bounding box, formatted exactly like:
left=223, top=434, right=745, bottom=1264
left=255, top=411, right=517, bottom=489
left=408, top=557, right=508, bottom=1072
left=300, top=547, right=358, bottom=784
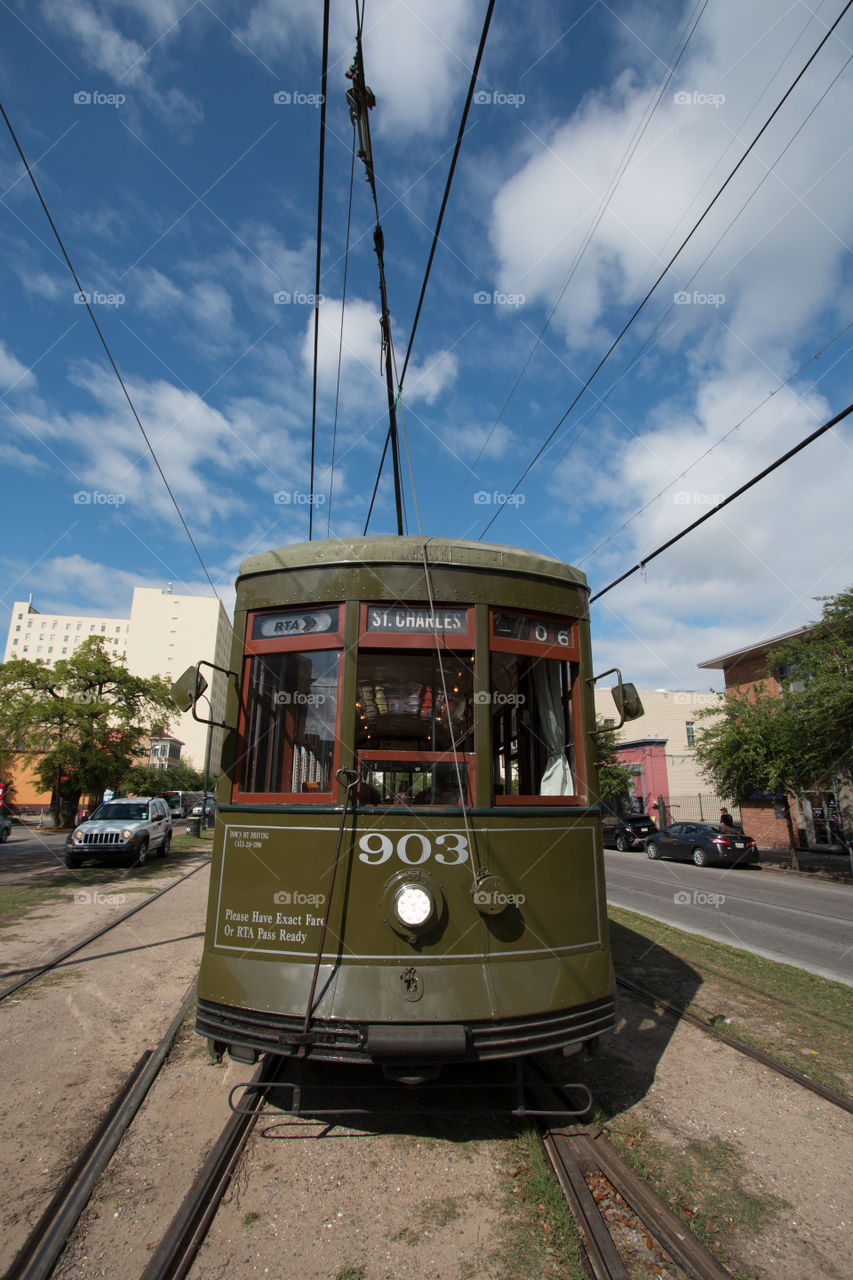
left=1, top=866, right=851, bottom=1279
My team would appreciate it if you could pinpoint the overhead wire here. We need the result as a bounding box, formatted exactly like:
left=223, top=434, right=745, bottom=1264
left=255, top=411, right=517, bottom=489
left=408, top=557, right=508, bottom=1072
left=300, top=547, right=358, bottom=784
left=308, top=0, right=332, bottom=540
left=577, top=316, right=853, bottom=567
left=454, top=0, right=711, bottom=504
left=397, top=0, right=496, bottom=395
left=588, top=399, right=853, bottom=604
left=0, top=100, right=224, bottom=604
left=326, top=123, right=358, bottom=535
left=477, top=0, right=853, bottom=539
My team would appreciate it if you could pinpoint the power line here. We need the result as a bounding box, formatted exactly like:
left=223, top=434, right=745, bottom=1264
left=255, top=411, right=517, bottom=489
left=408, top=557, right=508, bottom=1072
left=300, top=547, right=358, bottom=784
left=0, top=100, right=224, bottom=604
left=397, top=0, right=496, bottom=394
left=454, top=0, right=710, bottom=503
left=478, top=0, right=853, bottom=538
left=589, top=400, right=853, bottom=604
left=308, top=0, right=331, bottom=540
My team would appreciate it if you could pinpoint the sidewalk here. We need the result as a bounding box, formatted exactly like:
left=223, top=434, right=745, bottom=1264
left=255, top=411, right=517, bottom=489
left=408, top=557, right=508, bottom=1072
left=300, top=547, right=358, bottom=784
left=758, top=845, right=853, bottom=882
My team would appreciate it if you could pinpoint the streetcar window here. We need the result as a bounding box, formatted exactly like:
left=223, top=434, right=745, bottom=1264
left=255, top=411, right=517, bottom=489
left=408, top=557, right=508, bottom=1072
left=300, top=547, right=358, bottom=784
left=490, top=652, right=576, bottom=797
left=240, top=649, right=339, bottom=796
left=355, top=650, right=474, bottom=806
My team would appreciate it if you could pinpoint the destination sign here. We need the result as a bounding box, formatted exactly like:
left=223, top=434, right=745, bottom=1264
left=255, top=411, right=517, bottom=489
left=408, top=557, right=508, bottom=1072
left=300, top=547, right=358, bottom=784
left=493, top=612, right=572, bottom=646
left=253, top=608, right=338, bottom=640
left=366, top=606, right=469, bottom=634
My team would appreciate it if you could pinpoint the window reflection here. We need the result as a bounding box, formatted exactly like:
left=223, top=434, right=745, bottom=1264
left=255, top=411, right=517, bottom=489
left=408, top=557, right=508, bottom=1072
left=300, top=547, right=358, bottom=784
left=242, top=649, right=339, bottom=794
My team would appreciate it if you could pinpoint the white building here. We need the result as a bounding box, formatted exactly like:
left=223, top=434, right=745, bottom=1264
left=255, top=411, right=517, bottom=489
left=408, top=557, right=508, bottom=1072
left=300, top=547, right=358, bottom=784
left=593, top=687, right=721, bottom=794
left=4, top=587, right=232, bottom=772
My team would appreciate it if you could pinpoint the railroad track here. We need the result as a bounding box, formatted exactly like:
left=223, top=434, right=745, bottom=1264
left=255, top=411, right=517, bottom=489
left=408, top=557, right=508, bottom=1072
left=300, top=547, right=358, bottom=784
left=0, top=856, right=210, bottom=1002
left=5, top=983, right=198, bottom=1280
left=616, top=973, right=853, bottom=1116
left=526, top=1062, right=734, bottom=1280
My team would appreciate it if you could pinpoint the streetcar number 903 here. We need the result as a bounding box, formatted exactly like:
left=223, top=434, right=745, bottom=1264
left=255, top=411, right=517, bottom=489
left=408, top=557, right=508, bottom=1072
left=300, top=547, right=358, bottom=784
left=357, top=831, right=469, bottom=866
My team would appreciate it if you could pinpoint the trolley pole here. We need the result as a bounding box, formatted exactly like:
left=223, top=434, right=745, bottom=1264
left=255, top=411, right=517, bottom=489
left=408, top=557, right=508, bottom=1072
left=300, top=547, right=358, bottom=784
left=347, top=39, right=405, bottom=535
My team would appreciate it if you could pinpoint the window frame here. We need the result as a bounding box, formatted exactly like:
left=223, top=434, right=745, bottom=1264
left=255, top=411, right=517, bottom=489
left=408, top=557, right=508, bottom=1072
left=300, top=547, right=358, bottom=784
left=233, top=605, right=345, bottom=804
left=488, top=606, right=586, bottom=806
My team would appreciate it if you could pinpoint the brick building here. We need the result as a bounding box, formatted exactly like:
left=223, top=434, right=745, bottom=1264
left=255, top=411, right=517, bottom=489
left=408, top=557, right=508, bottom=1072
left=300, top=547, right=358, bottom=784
left=698, top=627, right=816, bottom=851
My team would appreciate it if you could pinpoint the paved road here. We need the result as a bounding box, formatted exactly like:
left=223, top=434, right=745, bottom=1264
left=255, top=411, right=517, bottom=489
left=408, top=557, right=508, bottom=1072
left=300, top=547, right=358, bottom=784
left=0, top=828, right=72, bottom=883
left=604, top=848, right=853, bottom=986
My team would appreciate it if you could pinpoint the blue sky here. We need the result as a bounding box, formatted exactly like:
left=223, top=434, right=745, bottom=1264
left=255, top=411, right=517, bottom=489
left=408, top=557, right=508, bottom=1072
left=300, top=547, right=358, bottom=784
left=1, top=0, right=852, bottom=689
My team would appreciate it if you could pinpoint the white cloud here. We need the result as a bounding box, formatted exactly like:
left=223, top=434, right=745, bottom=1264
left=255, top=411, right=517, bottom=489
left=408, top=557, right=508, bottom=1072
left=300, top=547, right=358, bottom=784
left=0, top=342, right=36, bottom=394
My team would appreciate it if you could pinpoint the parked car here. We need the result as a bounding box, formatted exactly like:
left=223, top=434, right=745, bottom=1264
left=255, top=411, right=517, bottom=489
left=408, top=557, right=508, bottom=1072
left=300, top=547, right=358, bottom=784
left=645, top=821, right=758, bottom=867
left=191, top=799, right=216, bottom=819
left=602, top=813, right=658, bottom=851
left=0, top=814, right=11, bottom=843
left=65, top=796, right=172, bottom=868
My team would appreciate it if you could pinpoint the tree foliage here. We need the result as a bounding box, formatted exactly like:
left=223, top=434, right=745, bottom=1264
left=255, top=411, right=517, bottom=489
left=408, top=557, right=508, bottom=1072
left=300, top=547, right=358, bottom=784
left=593, top=717, right=637, bottom=807
left=694, top=584, right=853, bottom=854
left=0, top=638, right=175, bottom=823
left=119, top=761, right=210, bottom=796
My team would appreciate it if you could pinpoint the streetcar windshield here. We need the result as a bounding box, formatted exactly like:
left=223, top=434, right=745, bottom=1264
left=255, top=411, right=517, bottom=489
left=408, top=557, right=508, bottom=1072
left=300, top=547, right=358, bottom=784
left=241, top=648, right=340, bottom=795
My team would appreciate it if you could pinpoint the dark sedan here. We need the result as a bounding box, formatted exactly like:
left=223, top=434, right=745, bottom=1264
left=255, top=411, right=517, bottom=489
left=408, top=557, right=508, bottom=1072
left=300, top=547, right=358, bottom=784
left=645, top=821, right=758, bottom=867
left=602, top=813, right=658, bottom=851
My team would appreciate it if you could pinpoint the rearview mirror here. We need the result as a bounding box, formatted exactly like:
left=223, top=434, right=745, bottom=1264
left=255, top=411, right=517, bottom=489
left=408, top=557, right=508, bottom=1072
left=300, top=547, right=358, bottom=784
left=612, top=681, right=643, bottom=724
left=171, top=665, right=208, bottom=713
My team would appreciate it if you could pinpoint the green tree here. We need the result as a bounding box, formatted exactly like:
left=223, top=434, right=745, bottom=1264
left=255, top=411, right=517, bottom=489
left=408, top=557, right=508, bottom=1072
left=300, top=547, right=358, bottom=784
left=119, top=761, right=210, bottom=796
left=0, top=637, right=175, bottom=825
left=695, top=585, right=853, bottom=862
left=593, top=716, right=637, bottom=809
left=694, top=687, right=801, bottom=859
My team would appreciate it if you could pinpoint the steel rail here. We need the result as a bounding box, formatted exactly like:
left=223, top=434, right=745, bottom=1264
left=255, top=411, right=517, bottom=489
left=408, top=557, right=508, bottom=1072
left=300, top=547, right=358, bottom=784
left=5, top=981, right=198, bottom=1280
left=526, top=1064, right=733, bottom=1280
left=616, top=974, right=853, bottom=1116
left=0, top=856, right=210, bottom=1002
left=138, top=1055, right=281, bottom=1280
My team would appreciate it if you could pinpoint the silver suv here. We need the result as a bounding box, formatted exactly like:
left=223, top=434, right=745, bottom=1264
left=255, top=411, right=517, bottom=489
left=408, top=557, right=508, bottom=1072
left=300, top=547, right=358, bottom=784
left=65, top=796, right=172, bottom=868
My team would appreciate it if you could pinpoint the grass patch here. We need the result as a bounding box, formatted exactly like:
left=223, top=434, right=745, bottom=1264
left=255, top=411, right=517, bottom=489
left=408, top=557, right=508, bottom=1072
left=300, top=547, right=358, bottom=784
left=483, top=1128, right=587, bottom=1280
left=0, top=853, right=206, bottom=937
left=605, top=1116, right=788, bottom=1276
left=335, top=1267, right=366, bottom=1280
left=242, top=1210, right=260, bottom=1226
left=609, top=906, right=853, bottom=1095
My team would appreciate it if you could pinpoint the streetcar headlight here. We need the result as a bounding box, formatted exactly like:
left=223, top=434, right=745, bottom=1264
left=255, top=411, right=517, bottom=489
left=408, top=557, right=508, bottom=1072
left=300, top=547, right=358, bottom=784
left=394, top=884, right=434, bottom=928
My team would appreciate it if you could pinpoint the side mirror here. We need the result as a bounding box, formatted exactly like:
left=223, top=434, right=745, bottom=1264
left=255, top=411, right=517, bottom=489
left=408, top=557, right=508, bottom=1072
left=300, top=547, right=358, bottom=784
left=171, top=665, right=208, bottom=713
left=612, top=681, right=643, bottom=724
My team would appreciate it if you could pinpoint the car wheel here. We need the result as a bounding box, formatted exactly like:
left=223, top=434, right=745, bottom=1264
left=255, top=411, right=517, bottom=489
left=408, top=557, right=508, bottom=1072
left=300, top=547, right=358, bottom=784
left=134, top=839, right=148, bottom=867
left=65, top=854, right=81, bottom=868
left=692, top=846, right=709, bottom=867
left=646, top=842, right=660, bottom=859
left=157, top=832, right=171, bottom=859
left=615, top=835, right=627, bottom=852
left=0, top=826, right=9, bottom=843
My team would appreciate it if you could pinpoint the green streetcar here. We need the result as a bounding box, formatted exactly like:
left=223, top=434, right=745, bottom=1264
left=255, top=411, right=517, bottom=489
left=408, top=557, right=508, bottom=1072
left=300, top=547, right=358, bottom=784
left=183, top=535, right=640, bottom=1077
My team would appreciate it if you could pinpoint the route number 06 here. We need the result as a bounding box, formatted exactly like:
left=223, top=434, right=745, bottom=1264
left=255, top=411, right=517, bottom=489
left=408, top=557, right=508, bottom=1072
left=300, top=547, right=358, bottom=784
left=357, top=831, right=469, bottom=866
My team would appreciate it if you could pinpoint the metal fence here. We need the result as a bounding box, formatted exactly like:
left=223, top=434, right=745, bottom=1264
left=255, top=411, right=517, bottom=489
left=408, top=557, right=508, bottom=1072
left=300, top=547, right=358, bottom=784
left=655, top=793, right=742, bottom=826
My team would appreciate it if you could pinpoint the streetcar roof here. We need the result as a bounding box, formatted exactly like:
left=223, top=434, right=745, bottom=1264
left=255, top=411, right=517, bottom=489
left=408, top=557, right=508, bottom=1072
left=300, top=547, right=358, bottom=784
left=237, top=536, right=588, bottom=589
